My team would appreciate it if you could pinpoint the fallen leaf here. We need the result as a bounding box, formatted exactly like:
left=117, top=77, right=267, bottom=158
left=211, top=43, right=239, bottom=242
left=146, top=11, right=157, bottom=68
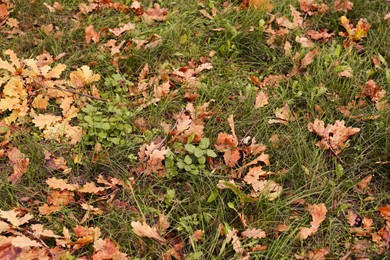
left=254, top=91, right=269, bottom=109
left=360, top=80, right=386, bottom=103
left=378, top=205, right=390, bottom=221
left=334, top=0, right=353, bottom=12
left=93, top=238, right=127, bottom=260
left=357, top=175, right=372, bottom=190
left=143, top=4, right=168, bottom=22
left=46, top=177, right=79, bottom=191
left=79, top=182, right=106, bottom=194
left=109, top=22, right=135, bottom=37
left=0, top=209, right=33, bottom=227
left=192, top=230, right=204, bottom=242
left=307, top=30, right=334, bottom=42
left=241, top=228, right=266, bottom=239
left=308, top=119, right=360, bottom=155
left=85, top=25, right=100, bottom=44
left=268, top=103, right=295, bottom=125
left=131, top=221, right=166, bottom=243
left=300, top=49, right=319, bottom=68
left=11, top=236, right=41, bottom=248
left=338, top=67, right=353, bottom=78
left=296, top=203, right=327, bottom=240
left=7, top=147, right=29, bottom=184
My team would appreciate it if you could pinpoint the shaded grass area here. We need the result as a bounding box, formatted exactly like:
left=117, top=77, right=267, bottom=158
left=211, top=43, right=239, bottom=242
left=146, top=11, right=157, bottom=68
left=0, top=0, right=389, bottom=259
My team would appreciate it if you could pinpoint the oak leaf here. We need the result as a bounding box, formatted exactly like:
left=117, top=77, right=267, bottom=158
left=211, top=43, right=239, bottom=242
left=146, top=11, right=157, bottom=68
left=70, top=65, right=101, bottom=88
left=131, top=221, right=167, bottom=243
left=192, top=230, right=204, bottom=242
left=46, top=177, right=79, bottom=191
left=296, top=203, right=327, bottom=240
left=334, top=0, right=353, bottom=12
left=378, top=205, right=390, bottom=221
left=79, top=182, right=106, bottom=194
left=11, top=236, right=41, bottom=248
left=300, top=49, right=319, bottom=68
left=0, top=210, right=33, bottom=227
left=241, top=228, right=266, bottom=239
left=7, top=147, right=29, bottom=184
left=92, top=238, right=127, bottom=260
left=143, top=4, right=168, bottom=22
left=268, top=103, right=295, bottom=125
left=85, top=25, right=100, bottom=44
left=32, top=114, right=62, bottom=130
left=254, top=91, right=269, bottom=109
left=109, top=22, right=135, bottom=37
left=308, top=119, right=360, bottom=154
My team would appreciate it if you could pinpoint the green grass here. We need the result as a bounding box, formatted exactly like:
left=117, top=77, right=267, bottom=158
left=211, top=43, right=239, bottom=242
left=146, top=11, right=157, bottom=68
left=0, top=0, right=389, bottom=259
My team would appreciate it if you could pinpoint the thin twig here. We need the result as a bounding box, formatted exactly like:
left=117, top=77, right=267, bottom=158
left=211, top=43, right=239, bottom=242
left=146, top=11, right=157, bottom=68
left=25, top=230, right=56, bottom=260
left=49, top=85, right=109, bottom=101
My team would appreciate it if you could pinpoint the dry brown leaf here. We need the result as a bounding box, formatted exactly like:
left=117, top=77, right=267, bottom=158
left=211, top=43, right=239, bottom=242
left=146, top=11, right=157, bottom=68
left=296, top=203, right=327, bottom=240
left=85, top=25, right=99, bottom=44
left=300, top=49, right=319, bottom=68
left=109, top=22, right=135, bottom=37
left=307, top=30, right=334, bottom=42
left=308, top=119, right=360, bottom=155
left=305, top=247, right=330, bottom=260
left=334, top=0, right=353, bottom=12
left=11, top=236, right=41, bottom=248
left=131, top=221, right=166, bottom=243
left=295, top=35, right=315, bottom=48
left=32, top=114, right=62, bottom=130
left=254, top=91, right=269, bottom=109
left=155, top=214, right=170, bottom=234
left=378, top=205, right=390, bottom=221
left=47, top=190, right=75, bottom=206
left=192, top=230, right=204, bottom=242
left=246, top=0, right=273, bottom=12
left=241, top=228, right=266, bottom=239
left=338, top=67, right=353, bottom=78
left=0, top=210, right=33, bottom=227
left=357, top=175, right=372, bottom=190
left=79, top=182, right=106, bottom=194
left=143, top=4, right=168, bottom=22
left=268, top=103, right=295, bottom=125
left=46, top=177, right=79, bottom=191
left=6, top=147, right=29, bottom=184
left=360, top=80, right=386, bottom=103
left=38, top=204, right=62, bottom=215
left=92, top=238, right=127, bottom=260
left=346, top=210, right=359, bottom=227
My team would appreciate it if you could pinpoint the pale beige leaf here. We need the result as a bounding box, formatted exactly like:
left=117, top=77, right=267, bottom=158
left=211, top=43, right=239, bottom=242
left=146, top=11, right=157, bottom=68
left=11, top=236, right=41, bottom=248
left=254, top=91, right=269, bottom=109
left=46, top=177, right=79, bottom=191
left=301, top=49, right=319, bottom=68
left=241, top=228, right=266, bottom=239
left=32, top=114, right=62, bottom=130
left=131, top=221, right=166, bottom=243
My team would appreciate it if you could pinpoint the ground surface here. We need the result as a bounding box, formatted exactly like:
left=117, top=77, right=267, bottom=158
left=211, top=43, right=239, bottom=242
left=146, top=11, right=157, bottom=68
left=0, top=0, right=389, bottom=259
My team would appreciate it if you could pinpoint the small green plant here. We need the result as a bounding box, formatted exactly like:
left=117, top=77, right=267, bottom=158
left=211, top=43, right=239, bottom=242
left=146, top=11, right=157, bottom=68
left=103, top=73, right=133, bottom=96
left=78, top=100, right=134, bottom=146
left=165, top=138, right=217, bottom=179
